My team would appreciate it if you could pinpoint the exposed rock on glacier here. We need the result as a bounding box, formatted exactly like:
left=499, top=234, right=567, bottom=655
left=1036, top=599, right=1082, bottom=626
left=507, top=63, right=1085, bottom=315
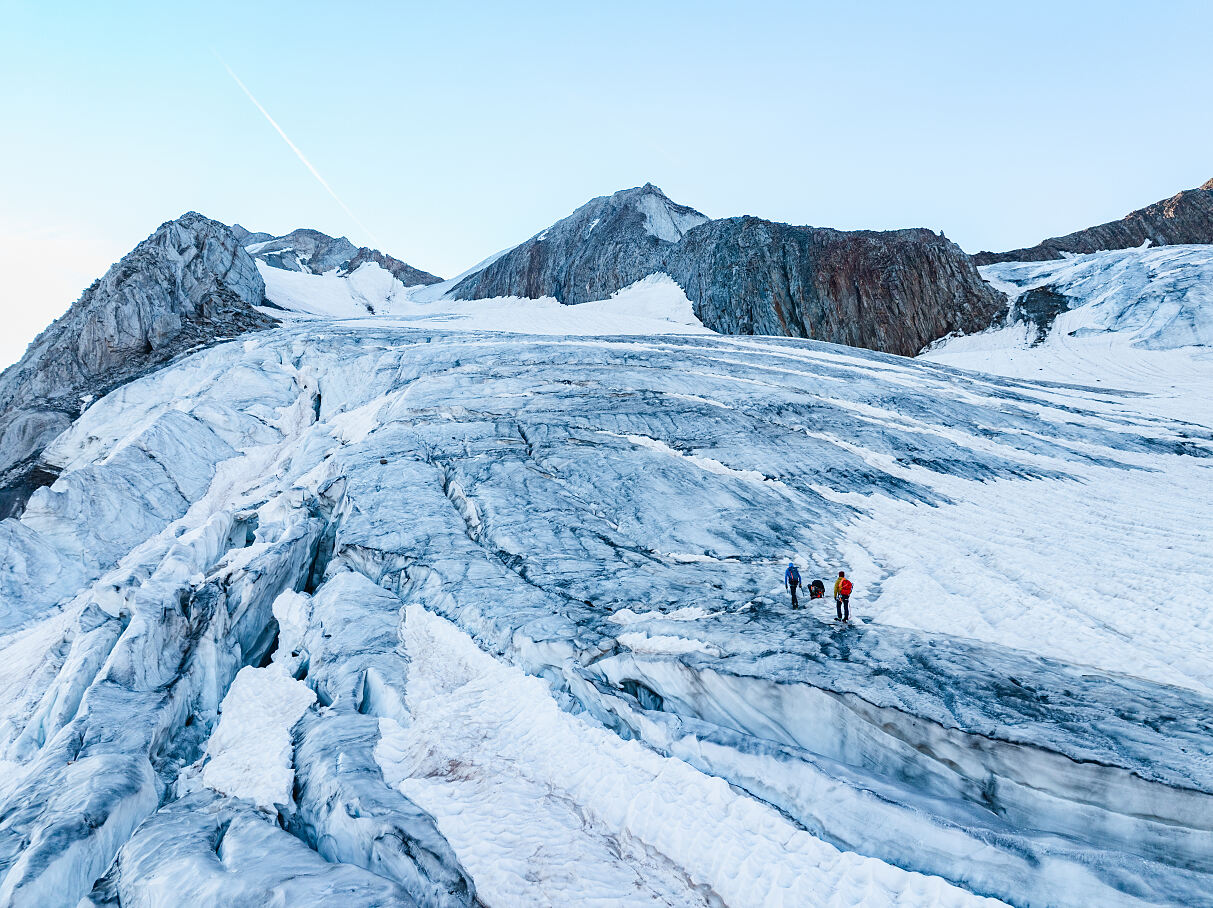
left=974, top=178, right=1213, bottom=264
left=449, top=183, right=1005, bottom=355
left=0, top=212, right=274, bottom=520
left=1, top=320, right=1208, bottom=906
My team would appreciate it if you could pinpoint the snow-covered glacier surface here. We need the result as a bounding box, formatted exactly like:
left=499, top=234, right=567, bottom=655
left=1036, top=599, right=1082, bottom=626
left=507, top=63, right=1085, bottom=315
left=1, top=322, right=1211, bottom=907
left=924, top=244, right=1213, bottom=422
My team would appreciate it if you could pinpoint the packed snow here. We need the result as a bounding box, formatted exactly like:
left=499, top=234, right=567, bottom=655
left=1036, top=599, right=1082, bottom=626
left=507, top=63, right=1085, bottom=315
left=1, top=306, right=1210, bottom=904
left=196, top=664, right=315, bottom=811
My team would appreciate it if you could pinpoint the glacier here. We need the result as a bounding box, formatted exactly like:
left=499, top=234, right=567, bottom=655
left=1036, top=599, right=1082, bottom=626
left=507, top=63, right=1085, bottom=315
left=924, top=244, right=1213, bottom=423
left=0, top=260, right=1211, bottom=905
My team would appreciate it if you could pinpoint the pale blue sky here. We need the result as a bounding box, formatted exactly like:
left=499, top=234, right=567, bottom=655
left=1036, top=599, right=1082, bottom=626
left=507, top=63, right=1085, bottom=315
left=2, top=0, right=1211, bottom=366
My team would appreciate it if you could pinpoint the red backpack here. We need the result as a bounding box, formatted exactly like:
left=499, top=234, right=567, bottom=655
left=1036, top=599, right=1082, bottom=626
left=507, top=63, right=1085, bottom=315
left=839, top=578, right=853, bottom=596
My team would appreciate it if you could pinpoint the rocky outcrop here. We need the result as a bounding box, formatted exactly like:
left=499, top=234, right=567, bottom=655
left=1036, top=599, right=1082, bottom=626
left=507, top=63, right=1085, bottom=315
left=664, top=218, right=1003, bottom=352
left=0, top=212, right=275, bottom=519
left=339, top=247, right=443, bottom=286
left=230, top=223, right=273, bottom=246
left=974, top=179, right=1213, bottom=264
left=451, top=184, right=1003, bottom=355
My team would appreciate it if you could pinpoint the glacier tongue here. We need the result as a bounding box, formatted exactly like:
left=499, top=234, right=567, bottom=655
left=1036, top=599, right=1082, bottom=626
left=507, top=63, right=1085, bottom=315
left=0, top=324, right=1210, bottom=906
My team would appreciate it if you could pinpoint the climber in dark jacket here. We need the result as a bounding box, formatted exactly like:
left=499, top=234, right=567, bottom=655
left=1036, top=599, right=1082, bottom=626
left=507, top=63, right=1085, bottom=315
left=785, top=562, right=802, bottom=609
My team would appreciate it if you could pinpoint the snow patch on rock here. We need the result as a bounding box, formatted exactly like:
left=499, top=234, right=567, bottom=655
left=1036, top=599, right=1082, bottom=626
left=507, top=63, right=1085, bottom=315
left=636, top=190, right=709, bottom=242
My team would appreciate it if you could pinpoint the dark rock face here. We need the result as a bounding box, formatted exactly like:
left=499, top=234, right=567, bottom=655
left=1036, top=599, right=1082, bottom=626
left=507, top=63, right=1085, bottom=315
left=230, top=223, right=273, bottom=246
left=1016, top=287, right=1073, bottom=344
left=241, top=226, right=443, bottom=285
left=665, top=219, right=1005, bottom=352
left=339, top=247, right=443, bottom=286
left=974, top=180, right=1213, bottom=264
left=0, top=212, right=275, bottom=519
left=451, top=184, right=1004, bottom=355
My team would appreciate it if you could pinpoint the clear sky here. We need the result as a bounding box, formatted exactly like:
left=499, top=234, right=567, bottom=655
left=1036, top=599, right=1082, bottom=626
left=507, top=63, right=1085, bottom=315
left=2, top=0, right=1211, bottom=367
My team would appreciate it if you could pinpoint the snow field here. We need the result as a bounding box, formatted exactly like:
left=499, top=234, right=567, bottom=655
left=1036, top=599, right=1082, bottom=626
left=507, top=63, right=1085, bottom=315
left=375, top=603, right=1002, bottom=908
left=843, top=455, right=1213, bottom=694
left=925, top=244, right=1213, bottom=424
left=259, top=262, right=712, bottom=336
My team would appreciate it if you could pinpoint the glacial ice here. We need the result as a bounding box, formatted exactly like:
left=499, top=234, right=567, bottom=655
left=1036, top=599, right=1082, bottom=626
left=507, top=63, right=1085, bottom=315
left=0, top=320, right=1210, bottom=906
left=925, top=244, right=1213, bottom=423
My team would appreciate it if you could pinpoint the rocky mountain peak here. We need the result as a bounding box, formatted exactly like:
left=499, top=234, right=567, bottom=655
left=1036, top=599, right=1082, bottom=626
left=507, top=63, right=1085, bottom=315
left=337, top=247, right=443, bottom=286
left=605, top=183, right=709, bottom=242
left=0, top=211, right=274, bottom=518
left=1201, top=177, right=1213, bottom=191
left=244, top=227, right=360, bottom=274
left=451, top=185, right=1003, bottom=354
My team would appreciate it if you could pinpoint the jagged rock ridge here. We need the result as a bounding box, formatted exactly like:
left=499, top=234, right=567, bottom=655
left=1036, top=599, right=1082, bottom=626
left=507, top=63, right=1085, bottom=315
left=242, top=227, right=443, bottom=286
left=974, top=179, right=1213, bottom=265
left=0, top=213, right=275, bottom=520
left=450, top=184, right=1004, bottom=356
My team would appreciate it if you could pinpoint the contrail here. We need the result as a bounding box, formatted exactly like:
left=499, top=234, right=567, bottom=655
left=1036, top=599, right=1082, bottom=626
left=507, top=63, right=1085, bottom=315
left=217, top=54, right=382, bottom=247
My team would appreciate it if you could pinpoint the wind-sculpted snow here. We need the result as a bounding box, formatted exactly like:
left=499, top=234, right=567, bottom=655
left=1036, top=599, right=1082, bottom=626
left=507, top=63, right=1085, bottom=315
left=0, top=325, right=1210, bottom=905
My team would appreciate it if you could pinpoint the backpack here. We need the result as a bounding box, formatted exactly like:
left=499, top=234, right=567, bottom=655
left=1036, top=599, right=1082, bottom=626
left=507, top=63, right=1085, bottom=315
left=809, top=579, right=825, bottom=599
left=839, top=578, right=853, bottom=596
left=787, top=566, right=801, bottom=586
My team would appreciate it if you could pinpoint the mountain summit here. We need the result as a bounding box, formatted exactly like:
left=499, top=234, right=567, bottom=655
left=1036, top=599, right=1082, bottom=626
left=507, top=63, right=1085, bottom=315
left=452, top=184, right=1004, bottom=356
left=451, top=183, right=707, bottom=303
left=0, top=212, right=274, bottom=519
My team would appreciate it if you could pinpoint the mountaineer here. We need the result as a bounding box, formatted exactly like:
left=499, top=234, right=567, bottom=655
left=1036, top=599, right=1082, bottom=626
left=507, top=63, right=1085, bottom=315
left=784, top=562, right=802, bottom=609
left=833, top=571, right=853, bottom=622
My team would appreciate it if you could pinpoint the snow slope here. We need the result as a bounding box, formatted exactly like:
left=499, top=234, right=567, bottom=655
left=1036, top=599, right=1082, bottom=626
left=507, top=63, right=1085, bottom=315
left=260, top=263, right=712, bottom=335
left=0, top=320, right=1210, bottom=906
left=924, top=244, right=1213, bottom=422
